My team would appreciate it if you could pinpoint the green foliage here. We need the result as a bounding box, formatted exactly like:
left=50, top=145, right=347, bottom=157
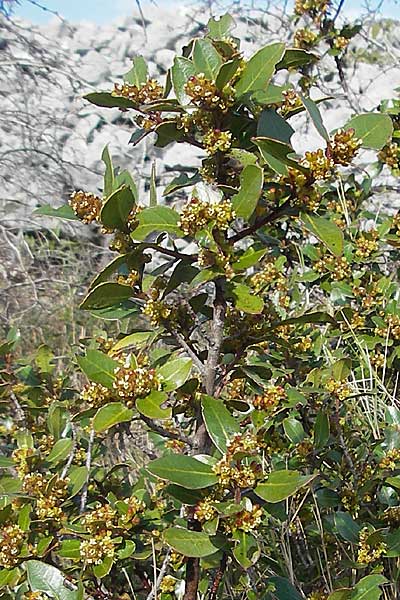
left=2, top=5, right=400, bottom=600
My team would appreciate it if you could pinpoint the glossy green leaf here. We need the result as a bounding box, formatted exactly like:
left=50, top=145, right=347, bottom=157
left=136, top=391, right=171, bottom=420
left=171, top=57, right=196, bottom=105
left=201, top=395, right=240, bottom=453
left=351, top=575, right=387, bottom=600
left=147, top=455, right=218, bottom=489
left=257, top=109, right=294, bottom=144
left=216, top=58, right=241, bottom=89
left=164, top=527, right=220, bottom=557
left=276, top=48, right=319, bottom=71
left=264, top=576, right=303, bottom=600
left=102, top=145, right=114, bottom=198
left=283, top=418, right=305, bottom=444
left=254, top=137, right=307, bottom=175
left=235, top=43, right=285, bottom=97
left=100, top=186, right=135, bottom=231
left=68, top=466, right=88, bottom=498
left=124, top=55, right=148, bottom=87
left=163, top=171, right=201, bottom=196
left=0, top=457, right=14, bottom=468
left=93, top=556, right=113, bottom=578
left=58, top=539, right=81, bottom=560
left=232, top=530, right=260, bottom=569
left=231, top=164, right=263, bottom=220
left=47, top=439, right=73, bottom=464
left=193, top=39, right=222, bottom=79
left=131, top=206, right=181, bottom=241
left=26, top=560, right=80, bottom=600
left=344, top=113, right=393, bottom=150
left=232, top=247, right=268, bottom=271
left=157, top=357, right=192, bottom=391
left=255, top=470, right=315, bottom=503
left=80, top=282, right=133, bottom=310
left=93, top=403, right=133, bottom=433
left=301, top=213, right=344, bottom=257
left=34, top=204, right=78, bottom=220
left=84, top=92, right=136, bottom=110
left=76, top=349, right=119, bottom=388
left=300, top=94, right=330, bottom=142
left=150, top=162, right=157, bottom=207
left=314, top=411, right=330, bottom=448
left=334, top=511, right=361, bottom=543
left=232, top=283, right=264, bottom=314
left=18, top=503, right=31, bottom=531
left=207, top=13, right=236, bottom=39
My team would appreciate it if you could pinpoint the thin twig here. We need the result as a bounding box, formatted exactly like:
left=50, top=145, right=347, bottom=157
left=80, top=427, right=94, bottom=513
left=146, top=548, right=171, bottom=600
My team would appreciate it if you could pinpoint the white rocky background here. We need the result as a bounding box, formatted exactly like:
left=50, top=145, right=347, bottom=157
left=0, top=1, right=399, bottom=341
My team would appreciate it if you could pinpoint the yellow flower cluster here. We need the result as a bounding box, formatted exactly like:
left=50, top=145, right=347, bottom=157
left=24, top=593, right=49, bottom=600
left=384, top=506, right=400, bottom=524
left=379, top=448, right=400, bottom=471
left=333, top=36, right=350, bottom=50
left=22, top=472, right=47, bottom=496
left=194, top=497, right=217, bottom=523
left=250, top=262, right=286, bottom=292
left=392, top=212, right=400, bottom=236
left=80, top=533, right=115, bottom=565
left=330, top=129, right=361, bottom=166
left=112, top=79, right=163, bottom=105
left=184, top=74, right=234, bottom=112
left=179, top=196, right=235, bottom=236
left=109, top=232, right=131, bottom=254
left=314, top=255, right=350, bottom=281
left=113, top=363, right=161, bottom=408
left=280, top=89, right=303, bottom=116
left=116, top=270, right=139, bottom=287
left=226, top=433, right=259, bottom=458
left=198, top=247, right=234, bottom=280
left=284, top=167, right=321, bottom=211
left=82, top=504, right=117, bottom=533
left=303, top=149, right=334, bottom=180
left=12, top=446, right=34, bottom=476
left=294, top=0, right=330, bottom=19
left=160, top=576, right=177, bottom=593
left=203, top=129, right=232, bottom=155
left=253, top=385, right=286, bottom=411
left=120, top=496, right=146, bottom=527
left=81, top=381, right=114, bottom=409
left=213, top=459, right=257, bottom=489
left=142, top=299, right=171, bottom=326
left=378, top=142, right=399, bottom=171
left=375, top=314, right=400, bottom=340
left=294, top=28, right=318, bottom=49
left=37, top=434, right=55, bottom=454
left=357, top=527, right=386, bottom=564
left=69, top=191, right=102, bottom=224
left=227, top=505, right=263, bottom=533
left=325, top=378, right=351, bottom=400
left=0, top=524, right=25, bottom=569
left=294, top=336, right=313, bottom=352
left=355, top=229, right=379, bottom=258
left=226, top=378, right=246, bottom=400
left=29, top=476, right=68, bottom=522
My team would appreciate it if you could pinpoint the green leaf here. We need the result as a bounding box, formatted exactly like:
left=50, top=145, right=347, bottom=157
left=233, top=247, right=268, bottom=271
left=255, top=470, right=315, bottom=503
left=257, top=109, right=294, bottom=144
left=124, top=55, right=148, bottom=87
left=111, top=331, right=154, bottom=352
left=136, top=391, right=171, bottom=420
left=232, top=283, right=264, bottom=314
left=201, top=395, right=240, bottom=453
left=254, top=137, right=308, bottom=175
left=276, top=48, right=319, bottom=71
left=171, top=57, right=196, bottom=105
left=301, top=213, right=344, bottom=257
left=235, top=43, right=285, bottom=97
left=80, top=282, right=132, bottom=310
left=118, top=540, right=136, bottom=559
left=100, top=186, right=135, bottom=231
left=84, top=92, right=136, bottom=110
left=150, top=162, right=157, bottom=207
left=163, top=171, right=201, bottom=196
left=264, top=577, right=303, bottom=600
left=314, top=411, right=330, bottom=448
left=164, top=527, right=220, bottom=557
left=18, top=503, right=31, bottom=531
left=232, top=530, right=260, bottom=568
left=344, top=113, right=393, bottom=150
left=334, top=511, right=361, bottom=543
left=102, top=145, right=114, bottom=198
left=68, top=466, right=88, bottom=498
left=193, top=39, right=222, bottom=80
left=34, top=204, right=78, bottom=220
left=26, top=560, right=80, bottom=600
left=216, top=58, right=241, bottom=90
left=114, top=169, right=138, bottom=201
left=76, top=349, right=119, bottom=388
left=132, top=206, right=181, bottom=241
left=58, top=539, right=81, bottom=560
left=88, top=254, right=129, bottom=290
left=47, top=439, right=73, bottom=464
left=154, top=121, right=186, bottom=148
left=385, top=529, right=400, bottom=557
left=0, top=457, right=14, bottom=468
left=93, top=403, right=133, bottom=433
left=157, top=358, right=192, bottom=391
left=93, top=555, right=113, bottom=578
left=283, top=418, right=305, bottom=444
left=300, top=95, right=330, bottom=142
left=207, top=13, right=236, bottom=39
left=351, top=575, right=387, bottom=600
left=231, top=164, right=264, bottom=221
left=147, top=455, right=218, bottom=489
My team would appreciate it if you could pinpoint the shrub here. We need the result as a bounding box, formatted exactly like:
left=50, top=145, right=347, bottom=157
left=1, top=5, right=400, bottom=600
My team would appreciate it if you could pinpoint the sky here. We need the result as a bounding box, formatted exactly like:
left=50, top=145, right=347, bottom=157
left=12, top=0, right=400, bottom=23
